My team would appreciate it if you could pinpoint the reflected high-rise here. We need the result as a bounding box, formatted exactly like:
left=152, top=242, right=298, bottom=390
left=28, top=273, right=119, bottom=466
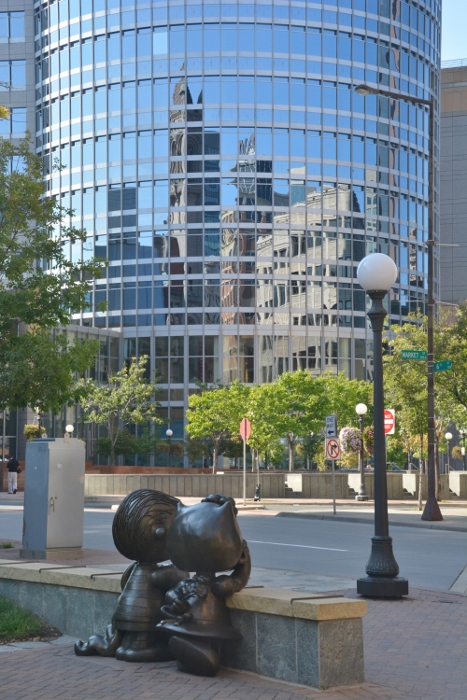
left=5, top=1, right=441, bottom=457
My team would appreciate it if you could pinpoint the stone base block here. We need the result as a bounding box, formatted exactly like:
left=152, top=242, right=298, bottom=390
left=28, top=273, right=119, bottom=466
left=357, top=575, right=409, bottom=598
left=20, top=547, right=84, bottom=560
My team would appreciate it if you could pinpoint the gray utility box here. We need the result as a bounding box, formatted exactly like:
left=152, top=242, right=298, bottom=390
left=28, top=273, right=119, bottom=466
left=21, top=438, right=85, bottom=560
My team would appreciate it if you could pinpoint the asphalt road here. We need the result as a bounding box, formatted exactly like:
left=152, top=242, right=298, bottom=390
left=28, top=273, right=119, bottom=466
left=0, top=506, right=464, bottom=593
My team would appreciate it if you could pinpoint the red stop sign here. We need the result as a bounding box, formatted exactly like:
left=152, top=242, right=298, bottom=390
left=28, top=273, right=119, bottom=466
left=384, top=409, right=395, bottom=435
left=240, top=418, right=251, bottom=441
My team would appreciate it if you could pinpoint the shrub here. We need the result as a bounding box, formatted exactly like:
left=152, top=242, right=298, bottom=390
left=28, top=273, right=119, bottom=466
left=23, top=424, right=46, bottom=441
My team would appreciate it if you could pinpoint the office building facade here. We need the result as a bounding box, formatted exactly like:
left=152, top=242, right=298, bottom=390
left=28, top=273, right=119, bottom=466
left=2, top=0, right=441, bottom=460
left=440, top=60, right=467, bottom=307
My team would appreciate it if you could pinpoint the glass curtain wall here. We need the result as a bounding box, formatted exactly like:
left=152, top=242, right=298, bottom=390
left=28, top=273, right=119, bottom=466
left=34, top=0, right=441, bottom=444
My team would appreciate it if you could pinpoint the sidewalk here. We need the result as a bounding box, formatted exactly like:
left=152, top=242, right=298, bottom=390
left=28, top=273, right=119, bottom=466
left=0, top=570, right=465, bottom=699
left=1, top=495, right=466, bottom=699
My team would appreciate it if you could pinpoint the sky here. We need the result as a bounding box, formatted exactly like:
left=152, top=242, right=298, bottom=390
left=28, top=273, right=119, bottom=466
left=441, top=0, right=467, bottom=62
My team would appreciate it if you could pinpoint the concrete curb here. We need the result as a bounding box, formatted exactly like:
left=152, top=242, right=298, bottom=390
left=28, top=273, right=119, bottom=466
left=276, top=511, right=467, bottom=532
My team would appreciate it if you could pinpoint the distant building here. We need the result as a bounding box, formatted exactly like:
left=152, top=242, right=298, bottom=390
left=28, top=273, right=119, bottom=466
left=1, top=1, right=442, bottom=463
left=440, top=60, right=467, bottom=306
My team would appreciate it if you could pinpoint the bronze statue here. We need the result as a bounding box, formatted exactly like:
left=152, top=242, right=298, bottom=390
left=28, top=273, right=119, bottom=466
left=74, top=489, right=187, bottom=662
left=157, top=494, right=251, bottom=676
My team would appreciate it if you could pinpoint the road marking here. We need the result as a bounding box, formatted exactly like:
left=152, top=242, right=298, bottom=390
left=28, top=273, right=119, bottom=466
left=248, top=540, right=348, bottom=552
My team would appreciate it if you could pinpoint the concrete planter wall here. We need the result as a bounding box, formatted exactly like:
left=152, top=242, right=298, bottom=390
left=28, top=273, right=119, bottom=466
left=0, top=562, right=367, bottom=691
left=85, top=473, right=285, bottom=499
left=449, top=472, right=467, bottom=499
left=83, top=471, right=467, bottom=501
left=301, top=473, right=349, bottom=499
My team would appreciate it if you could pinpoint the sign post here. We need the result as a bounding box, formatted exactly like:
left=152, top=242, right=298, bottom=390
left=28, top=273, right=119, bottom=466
left=240, top=418, right=251, bottom=506
left=326, top=438, right=341, bottom=515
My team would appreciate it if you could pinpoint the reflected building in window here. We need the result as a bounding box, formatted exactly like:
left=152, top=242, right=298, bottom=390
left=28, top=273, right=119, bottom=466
left=4, top=0, right=442, bottom=456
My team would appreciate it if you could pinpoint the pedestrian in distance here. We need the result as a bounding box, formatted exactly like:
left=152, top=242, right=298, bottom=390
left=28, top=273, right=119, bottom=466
left=7, top=456, right=20, bottom=494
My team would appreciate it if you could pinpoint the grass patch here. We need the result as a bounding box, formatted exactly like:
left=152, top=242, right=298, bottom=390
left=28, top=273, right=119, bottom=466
left=1, top=542, right=13, bottom=549
left=0, top=597, right=60, bottom=643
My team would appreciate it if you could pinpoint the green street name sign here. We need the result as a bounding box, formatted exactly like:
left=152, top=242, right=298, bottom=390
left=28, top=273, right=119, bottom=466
left=401, top=350, right=427, bottom=361
left=434, top=360, right=452, bottom=373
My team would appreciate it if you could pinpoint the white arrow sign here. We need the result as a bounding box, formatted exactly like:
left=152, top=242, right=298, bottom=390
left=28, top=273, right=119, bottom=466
left=326, top=414, right=337, bottom=438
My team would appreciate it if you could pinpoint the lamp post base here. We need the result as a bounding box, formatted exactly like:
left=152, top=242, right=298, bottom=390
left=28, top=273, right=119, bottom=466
left=357, top=576, right=408, bottom=598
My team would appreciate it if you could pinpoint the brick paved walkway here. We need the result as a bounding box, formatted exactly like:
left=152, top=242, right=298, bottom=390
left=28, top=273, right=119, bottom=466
left=1, top=586, right=466, bottom=700
left=1, top=499, right=466, bottom=698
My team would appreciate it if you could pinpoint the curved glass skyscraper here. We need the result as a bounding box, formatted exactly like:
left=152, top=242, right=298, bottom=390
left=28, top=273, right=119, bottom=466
left=31, top=0, right=441, bottom=451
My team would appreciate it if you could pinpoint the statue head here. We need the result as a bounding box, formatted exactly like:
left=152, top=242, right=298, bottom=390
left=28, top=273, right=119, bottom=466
left=166, top=499, right=243, bottom=575
left=112, top=489, right=180, bottom=564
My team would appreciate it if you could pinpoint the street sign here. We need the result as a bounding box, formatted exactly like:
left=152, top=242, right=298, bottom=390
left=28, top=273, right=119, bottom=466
left=240, top=417, right=251, bottom=441
left=434, top=360, right=452, bottom=373
left=401, top=350, right=427, bottom=361
left=326, top=414, right=338, bottom=438
left=326, top=438, right=341, bottom=461
left=384, top=409, right=395, bottom=435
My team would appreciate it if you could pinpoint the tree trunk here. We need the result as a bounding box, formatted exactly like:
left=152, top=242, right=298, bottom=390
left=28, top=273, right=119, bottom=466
left=288, top=437, right=294, bottom=472
left=212, top=440, right=219, bottom=474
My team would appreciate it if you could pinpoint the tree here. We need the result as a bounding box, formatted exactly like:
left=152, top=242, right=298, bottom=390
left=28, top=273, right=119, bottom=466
left=315, top=372, right=373, bottom=429
left=0, top=329, right=99, bottom=416
left=184, top=436, right=213, bottom=466
left=79, top=356, right=162, bottom=466
left=247, top=371, right=325, bottom=472
left=382, top=311, right=467, bottom=504
left=186, top=381, right=251, bottom=473
left=0, top=139, right=105, bottom=412
left=435, top=304, right=467, bottom=418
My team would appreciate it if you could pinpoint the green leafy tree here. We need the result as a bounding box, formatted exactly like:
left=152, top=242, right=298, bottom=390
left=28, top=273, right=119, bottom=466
left=435, top=304, right=467, bottom=420
left=186, top=381, right=251, bottom=472
left=184, top=436, right=213, bottom=467
left=295, top=433, right=324, bottom=469
left=0, top=139, right=105, bottom=412
left=1, top=330, right=99, bottom=416
left=23, top=424, right=46, bottom=441
left=315, top=372, right=373, bottom=430
left=247, top=371, right=325, bottom=472
left=383, top=311, right=466, bottom=502
left=79, top=356, right=161, bottom=466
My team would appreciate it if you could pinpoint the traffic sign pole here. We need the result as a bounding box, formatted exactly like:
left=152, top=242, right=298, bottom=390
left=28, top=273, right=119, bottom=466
left=240, top=418, right=251, bottom=506
left=243, top=437, right=246, bottom=506
left=325, top=438, right=341, bottom=516
left=331, top=459, right=336, bottom=516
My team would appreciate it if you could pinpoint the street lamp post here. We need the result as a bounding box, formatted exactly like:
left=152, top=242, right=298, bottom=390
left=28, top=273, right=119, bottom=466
left=355, top=84, right=442, bottom=522
left=459, top=429, right=467, bottom=471
left=356, top=253, right=408, bottom=598
left=166, top=428, right=173, bottom=469
left=355, top=403, right=369, bottom=501
left=444, top=432, right=452, bottom=473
